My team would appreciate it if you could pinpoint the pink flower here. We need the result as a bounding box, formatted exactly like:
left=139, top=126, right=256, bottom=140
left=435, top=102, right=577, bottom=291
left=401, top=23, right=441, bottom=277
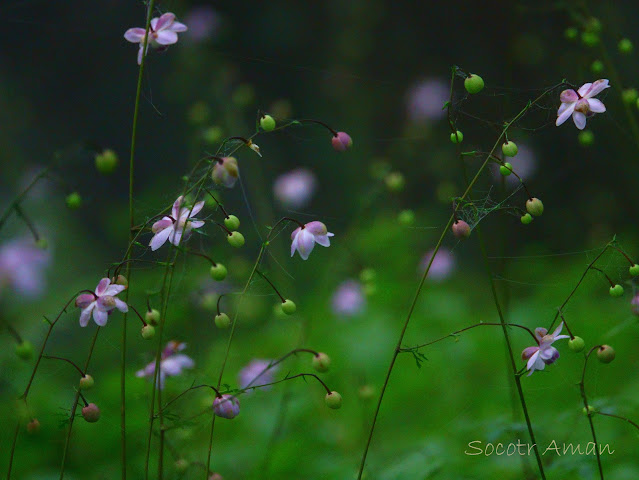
left=290, top=221, right=334, bottom=260
left=75, top=278, right=128, bottom=327
left=273, top=168, right=317, bottom=209
left=419, top=248, right=455, bottom=281
left=405, top=78, right=449, bottom=122
left=211, top=157, right=239, bottom=188
left=238, top=359, right=278, bottom=392
left=124, top=12, right=188, bottom=65
left=556, top=80, right=609, bottom=130
left=521, top=323, right=570, bottom=376
left=331, top=280, right=366, bottom=316
left=150, top=196, right=205, bottom=251
left=631, top=294, right=639, bottom=316
left=0, top=238, right=50, bottom=298
left=331, top=132, right=352, bottom=152
left=183, top=6, right=220, bottom=43
left=136, top=341, right=194, bottom=389
left=213, top=394, right=240, bottom=419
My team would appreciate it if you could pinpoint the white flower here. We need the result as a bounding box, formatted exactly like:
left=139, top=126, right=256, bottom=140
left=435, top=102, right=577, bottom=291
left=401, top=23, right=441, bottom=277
left=149, top=196, right=205, bottom=251
left=556, top=80, right=609, bottom=130
left=75, top=278, right=128, bottom=327
left=124, top=12, right=188, bottom=65
left=521, top=322, right=570, bottom=376
left=136, top=341, right=194, bottom=389
left=290, top=221, right=334, bottom=260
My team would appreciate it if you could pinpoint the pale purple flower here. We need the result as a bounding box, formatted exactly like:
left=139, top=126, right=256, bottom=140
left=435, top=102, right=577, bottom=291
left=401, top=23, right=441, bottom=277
left=183, top=6, right=220, bottom=43
left=124, top=12, right=188, bottom=65
left=331, top=280, right=366, bottom=316
left=213, top=394, right=240, bottom=419
left=211, top=157, right=239, bottom=188
left=521, top=323, right=570, bottom=376
left=419, top=248, right=455, bottom=281
left=136, top=341, right=194, bottom=389
left=405, top=78, right=449, bottom=122
left=631, top=294, right=639, bottom=316
left=150, top=196, right=205, bottom=251
left=0, top=238, right=50, bottom=297
left=273, top=168, right=317, bottom=209
left=75, top=278, right=128, bottom=327
left=290, top=221, right=334, bottom=260
left=556, top=79, right=609, bottom=130
left=238, top=359, right=278, bottom=392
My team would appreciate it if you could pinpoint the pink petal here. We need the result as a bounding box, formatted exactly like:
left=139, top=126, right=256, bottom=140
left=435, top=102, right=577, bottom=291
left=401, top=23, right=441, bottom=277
left=189, top=220, right=205, bottom=229
left=539, top=346, right=558, bottom=361
left=572, top=111, right=587, bottom=130
left=150, top=227, right=173, bottom=251
left=521, top=346, right=539, bottom=361
left=290, top=232, right=299, bottom=257
left=559, top=89, right=578, bottom=103
left=170, top=21, right=188, bottom=33
left=295, top=229, right=316, bottom=260
left=103, top=284, right=126, bottom=296
left=172, top=196, right=184, bottom=219
left=534, top=328, right=547, bottom=343
left=153, top=13, right=176, bottom=31
left=305, top=221, right=328, bottom=236
left=290, top=226, right=301, bottom=240
left=587, top=98, right=606, bottom=113
left=79, top=304, right=95, bottom=327
left=75, top=293, right=95, bottom=309
left=95, top=278, right=110, bottom=296
left=189, top=201, right=205, bottom=217
left=586, top=79, right=610, bottom=98
left=314, top=233, right=332, bottom=247
left=155, top=30, right=178, bottom=46
left=152, top=218, right=173, bottom=233
left=114, top=298, right=128, bottom=313
left=93, top=309, right=108, bottom=326
left=137, top=45, right=145, bottom=65
left=169, top=228, right=186, bottom=246
left=577, top=83, right=593, bottom=97
left=556, top=104, right=575, bottom=126
left=124, top=28, right=146, bottom=43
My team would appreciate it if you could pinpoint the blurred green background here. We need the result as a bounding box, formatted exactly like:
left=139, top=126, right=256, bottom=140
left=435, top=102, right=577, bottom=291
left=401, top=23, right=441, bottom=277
left=1, top=1, right=639, bottom=479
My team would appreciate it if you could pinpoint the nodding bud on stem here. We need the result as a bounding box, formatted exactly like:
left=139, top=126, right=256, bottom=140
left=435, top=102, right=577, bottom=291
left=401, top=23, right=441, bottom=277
left=227, top=231, right=245, bottom=248
left=114, top=275, right=128, bottom=287
left=331, top=132, right=352, bottom=152
left=501, top=141, right=518, bottom=157
left=464, top=74, right=485, bottom=94
left=452, top=220, right=471, bottom=239
left=209, top=263, right=228, bottom=281
left=145, top=309, right=160, bottom=326
left=79, top=374, right=95, bottom=390
left=224, top=215, right=240, bottom=230
left=211, top=157, right=239, bottom=188
left=325, top=391, right=342, bottom=409
left=81, top=403, right=101, bottom=423
left=450, top=130, right=464, bottom=144
left=66, top=192, right=82, bottom=210
left=95, top=149, right=119, bottom=175
left=525, top=197, right=544, bottom=217
left=26, top=418, right=40, bottom=434
left=280, top=299, right=296, bottom=315
left=629, top=264, right=639, bottom=276
left=609, top=284, right=624, bottom=297
left=520, top=213, right=533, bottom=225
left=260, top=114, right=276, bottom=132
left=215, top=313, right=231, bottom=329
left=596, top=345, right=615, bottom=363
left=15, top=341, right=34, bottom=360
left=213, top=395, right=240, bottom=419
left=141, top=324, right=156, bottom=339
left=568, top=336, right=585, bottom=352
left=312, top=352, right=331, bottom=373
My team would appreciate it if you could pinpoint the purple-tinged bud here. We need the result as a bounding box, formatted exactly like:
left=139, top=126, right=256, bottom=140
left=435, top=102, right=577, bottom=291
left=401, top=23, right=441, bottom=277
left=174, top=459, right=189, bottom=473
left=631, top=294, right=639, bottom=316
left=114, top=274, right=128, bottom=287
left=525, top=197, right=544, bottom=217
left=521, top=346, right=538, bottom=361
left=211, top=157, right=239, bottom=188
left=325, top=391, right=342, bottom=409
left=145, top=309, right=160, bottom=326
left=451, top=220, right=471, bottom=239
left=596, top=345, right=615, bottom=363
left=331, top=132, right=352, bottom=152
left=79, top=374, right=95, bottom=390
left=26, top=418, right=40, bottom=434
left=209, top=263, right=228, bottom=281
left=141, top=325, right=156, bottom=339
left=213, top=395, right=240, bottom=419
left=81, top=403, right=101, bottom=423
left=312, top=352, right=331, bottom=373
left=209, top=474, right=223, bottom=480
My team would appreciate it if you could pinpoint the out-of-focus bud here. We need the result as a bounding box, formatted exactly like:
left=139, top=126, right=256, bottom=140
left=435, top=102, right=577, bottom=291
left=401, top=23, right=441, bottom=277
left=312, top=352, right=331, bottom=373
left=331, top=132, right=352, bottom=152
left=325, top=391, right=342, bottom=409
left=27, top=418, right=40, bottom=434
left=79, top=374, right=95, bottom=390
left=213, top=395, right=240, bottom=419
left=81, top=403, right=101, bottom=423
left=211, top=157, right=239, bottom=188
left=15, top=341, right=34, bottom=360
left=95, top=149, right=119, bottom=175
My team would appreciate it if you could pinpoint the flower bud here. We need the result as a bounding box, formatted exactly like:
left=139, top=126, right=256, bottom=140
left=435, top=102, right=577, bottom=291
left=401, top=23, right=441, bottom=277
left=520, top=213, right=533, bottom=225
left=114, top=274, right=128, bottom=287
left=596, top=345, right=615, bottom=364
left=312, top=352, right=331, bottom=373
left=227, top=231, right=245, bottom=248
left=26, top=418, right=40, bottom=434
left=95, top=149, right=119, bottom=175
left=141, top=325, right=156, bottom=340
left=224, top=215, right=240, bottom=230
left=609, top=284, right=624, bottom=297
left=398, top=209, right=415, bottom=226
left=325, top=391, right=342, bottom=409
left=36, top=237, right=49, bottom=250
left=582, top=405, right=596, bottom=416
left=385, top=172, right=405, bottom=192
left=65, top=192, right=82, bottom=210
left=464, top=74, right=485, bottom=94
left=618, top=38, right=633, bottom=54
left=568, top=336, right=585, bottom=353
left=630, top=264, right=639, bottom=276
left=203, top=126, right=223, bottom=144
left=209, top=263, right=228, bottom=281
left=525, top=197, right=544, bottom=217
left=501, top=141, right=518, bottom=157
left=260, top=114, right=276, bottom=132
left=452, top=220, right=471, bottom=239
left=209, top=474, right=223, bottom=480
left=449, top=130, right=464, bottom=144
left=331, top=132, right=353, bottom=152
left=174, top=459, right=189, bottom=473
left=211, top=157, right=239, bottom=188
left=281, top=299, right=296, bottom=315
left=145, top=309, right=160, bottom=326
left=500, top=162, right=513, bottom=176
left=215, top=313, right=231, bottom=329
left=578, top=130, right=594, bottom=147
left=79, top=374, right=94, bottom=390
left=15, top=341, right=34, bottom=360
left=213, top=395, right=240, bottom=419
left=81, top=403, right=101, bottom=423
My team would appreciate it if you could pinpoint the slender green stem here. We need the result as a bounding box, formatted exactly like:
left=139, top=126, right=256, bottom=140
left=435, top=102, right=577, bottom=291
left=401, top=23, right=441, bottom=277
left=579, top=348, right=605, bottom=479
left=0, top=167, right=49, bottom=232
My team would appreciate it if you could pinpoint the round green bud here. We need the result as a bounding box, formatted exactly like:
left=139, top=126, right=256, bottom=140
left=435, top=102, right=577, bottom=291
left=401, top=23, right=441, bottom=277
left=501, top=141, right=518, bottom=157
left=281, top=299, right=296, bottom=315
left=578, top=130, right=594, bottom=147
left=564, top=27, right=578, bottom=40
left=609, top=284, right=624, bottom=297
left=209, top=263, right=228, bottom=281
left=591, top=60, right=604, bottom=74
left=581, top=31, right=600, bottom=47
left=398, top=209, right=415, bottom=226
left=358, top=384, right=375, bottom=401
left=618, top=38, right=633, bottom=54
left=582, top=405, right=597, bottom=416
left=215, top=313, right=231, bottom=329
left=359, top=268, right=376, bottom=284
left=260, top=114, right=276, bottom=132
left=81, top=403, right=101, bottom=423
left=141, top=325, right=156, bottom=340
left=174, top=459, right=189, bottom=473
left=79, top=374, right=95, bottom=390
left=202, top=126, right=224, bottom=144
left=65, top=192, right=82, bottom=210
left=94, top=149, right=118, bottom=175
left=227, top=231, right=245, bottom=248
left=500, top=162, right=513, bottom=176
left=145, top=309, right=160, bottom=326
left=312, top=352, right=331, bottom=373
left=35, top=237, right=48, bottom=250
left=114, top=274, right=128, bottom=287
left=568, top=336, right=585, bottom=353
left=450, top=130, right=464, bottom=144
left=525, top=197, right=544, bottom=217
left=385, top=172, right=405, bottom=192
left=622, top=88, right=638, bottom=105
left=464, top=74, right=485, bottom=94
left=324, top=391, right=342, bottom=409
left=26, top=418, right=40, bottom=434
left=15, top=341, right=34, bottom=360
left=224, top=215, right=240, bottom=230
left=629, top=264, right=639, bottom=276
left=596, top=345, right=615, bottom=363
left=520, top=213, right=533, bottom=225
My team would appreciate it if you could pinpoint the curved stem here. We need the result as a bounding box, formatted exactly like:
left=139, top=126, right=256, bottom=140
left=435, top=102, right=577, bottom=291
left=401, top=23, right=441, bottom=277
left=579, top=347, right=605, bottom=480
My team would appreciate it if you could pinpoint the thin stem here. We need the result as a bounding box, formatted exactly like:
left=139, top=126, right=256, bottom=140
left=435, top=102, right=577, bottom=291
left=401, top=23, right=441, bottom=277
left=255, top=269, right=286, bottom=302
left=597, top=412, right=639, bottom=432
left=0, top=167, right=49, bottom=232
left=42, top=355, right=86, bottom=377
left=579, top=347, right=605, bottom=480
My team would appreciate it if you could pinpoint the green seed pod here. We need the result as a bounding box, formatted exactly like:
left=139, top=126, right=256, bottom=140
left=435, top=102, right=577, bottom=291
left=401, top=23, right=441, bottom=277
left=145, top=309, right=160, bottom=326
left=464, top=74, right=485, bottom=94
left=568, top=336, right=585, bottom=353
left=609, top=284, right=624, bottom=297
left=141, top=325, right=156, bottom=340
left=281, top=299, right=296, bottom=315
left=525, top=197, right=544, bottom=217
left=312, top=352, right=331, bottom=373
left=325, top=391, right=343, bottom=409
left=501, top=141, right=518, bottom=157
left=227, top=231, right=245, bottom=248
left=449, top=130, right=464, bottom=144
left=596, top=345, right=615, bottom=363
left=500, top=162, right=513, bottom=176
left=520, top=213, right=533, bottom=225
left=79, top=374, right=95, bottom=390
left=214, top=313, right=231, bottom=329
left=94, top=149, right=119, bottom=175
left=260, top=114, right=276, bottom=132
left=224, top=215, right=240, bottom=230
left=209, top=263, right=228, bottom=281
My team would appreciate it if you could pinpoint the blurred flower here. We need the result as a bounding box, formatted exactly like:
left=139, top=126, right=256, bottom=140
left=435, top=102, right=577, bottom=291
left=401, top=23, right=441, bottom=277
left=419, top=248, right=455, bottom=281
left=331, top=132, right=352, bottom=152
left=331, top=280, right=366, bottom=316
left=75, top=278, right=128, bottom=327
left=521, top=323, right=569, bottom=376
left=631, top=294, right=639, bottom=316
left=150, top=196, right=205, bottom=251
left=213, top=394, right=240, bottom=419
left=136, top=341, right=194, bottom=389
left=211, top=157, right=239, bottom=188
left=273, top=168, right=317, bottom=209
left=290, top=221, right=334, bottom=260
left=491, top=144, right=537, bottom=186
left=124, top=12, right=187, bottom=65
left=405, top=78, right=449, bottom=122
left=556, top=79, right=609, bottom=130
left=183, top=6, right=220, bottom=43
left=238, top=359, right=278, bottom=391
left=0, top=238, right=50, bottom=298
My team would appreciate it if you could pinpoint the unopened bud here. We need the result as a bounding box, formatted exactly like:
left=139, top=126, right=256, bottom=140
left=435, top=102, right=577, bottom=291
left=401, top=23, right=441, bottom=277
left=145, top=309, right=160, bottom=326
left=213, top=395, right=240, bottom=419
left=227, top=231, right=245, bottom=248
left=280, top=299, right=296, bottom=315
left=596, top=345, right=615, bottom=364
left=331, top=132, right=353, bottom=152
left=215, top=313, right=231, bottom=329
left=141, top=325, right=156, bottom=339
left=81, top=403, right=101, bottom=423
left=325, top=391, right=342, bottom=409
left=525, top=197, right=544, bottom=217
left=452, top=220, right=471, bottom=239
left=79, top=374, right=95, bottom=390
left=224, top=215, right=240, bottom=230
left=209, top=263, right=228, bottom=281
left=312, top=352, right=331, bottom=373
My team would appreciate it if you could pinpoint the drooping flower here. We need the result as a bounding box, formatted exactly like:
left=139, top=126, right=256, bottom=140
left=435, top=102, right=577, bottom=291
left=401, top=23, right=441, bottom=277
left=149, top=196, right=205, bottom=251
left=331, top=280, right=366, bottom=316
left=136, top=341, right=194, bottom=389
left=238, top=359, right=278, bottom=392
left=211, top=157, right=239, bottom=188
left=556, top=79, right=609, bottom=130
left=273, top=168, right=317, bottom=209
left=419, top=248, right=455, bottom=281
left=75, top=278, right=128, bottom=327
left=521, top=322, right=570, bottom=376
left=290, top=221, right=334, bottom=260
left=0, top=238, right=50, bottom=298
left=124, top=12, right=188, bottom=65
left=213, top=394, right=240, bottom=419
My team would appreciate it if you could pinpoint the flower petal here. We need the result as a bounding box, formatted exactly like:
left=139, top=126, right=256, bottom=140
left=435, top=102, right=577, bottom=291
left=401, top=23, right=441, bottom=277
left=150, top=226, right=173, bottom=251
left=540, top=346, right=559, bottom=361
left=79, top=304, right=95, bottom=327
left=578, top=83, right=593, bottom=97
left=124, top=28, right=146, bottom=43
left=114, top=298, right=128, bottom=313
left=314, top=234, right=332, bottom=247
left=290, top=232, right=299, bottom=257
left=153, top=13, right=176, bottom=31
left=586, top=79, right=610, bottom=98
left=93, top=308, right=108, bottom=326
left=152, top=218, right=173, bottom=233
left=559, top=89, right=578, bottom=103
left=103, top=284, right=126, bottom=296
left=155, top=30, right=178, bottom=46
left=95, top=278, right=111, bottom=296
left=295, top=229, right=316, bottom=260
left=556, top=103, right=575, bottom=126
left=76, top=293, right=95, bottom=309
left=572, top=111, right=587, bottom=130
left=305, top=221, right=328, bottom=236
left=587, top=98, right=606, bottom=113
left=172, top=196, right=184, bottom=219
left=188, top=201, right=205, bottom=217
left=170, top=21, right=188, bottom=33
